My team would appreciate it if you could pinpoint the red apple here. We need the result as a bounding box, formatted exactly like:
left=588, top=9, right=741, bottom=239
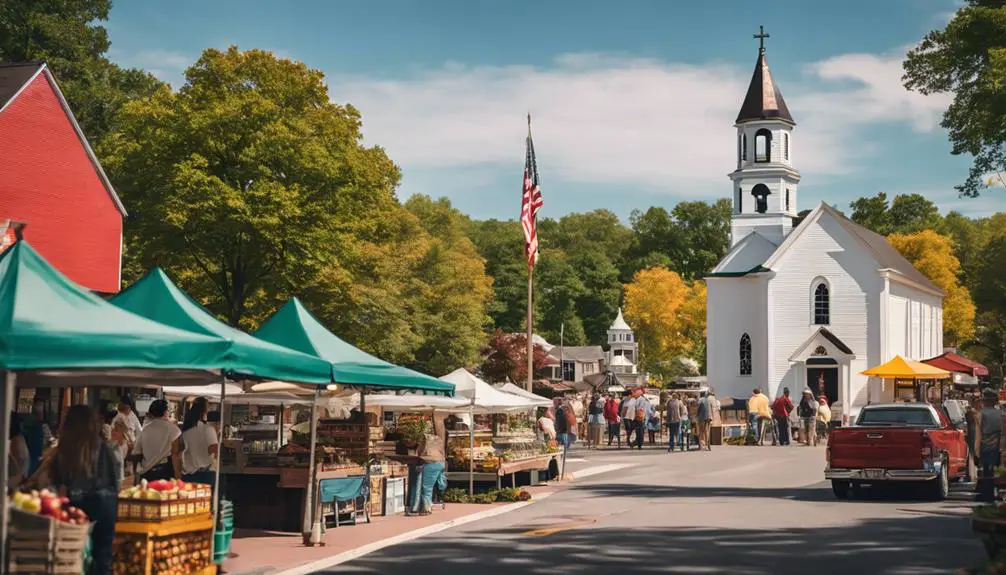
left=39, top=495, right=61, bottom=516
left=58, top=510, right=69, bottom=522
left=59, top=496, right=69, bottom=507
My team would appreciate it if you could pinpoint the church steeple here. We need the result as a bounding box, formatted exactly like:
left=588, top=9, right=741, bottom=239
left=728, top=26, right=802, bottom=248
left=736, top=27, right=794, bottom=125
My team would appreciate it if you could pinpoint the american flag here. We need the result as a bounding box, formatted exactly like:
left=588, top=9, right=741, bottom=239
left=521, top=117, right=543, bottom=268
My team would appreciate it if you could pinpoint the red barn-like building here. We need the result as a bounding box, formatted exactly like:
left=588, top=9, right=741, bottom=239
left=0, top=62, right=125, bottom=294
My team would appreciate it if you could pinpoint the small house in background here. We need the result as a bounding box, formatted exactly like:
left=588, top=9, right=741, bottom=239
left=0, top=62, right=125, bottom=294
left=546, top=344, right=604, bottom=384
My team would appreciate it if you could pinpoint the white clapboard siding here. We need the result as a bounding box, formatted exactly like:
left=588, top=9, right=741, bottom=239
left=767, top=213, right=880, bottom=399
left=706, top=275, right=767, bottom=403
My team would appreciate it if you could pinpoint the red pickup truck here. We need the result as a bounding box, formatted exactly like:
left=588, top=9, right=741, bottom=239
left=825, top=403, right=969, bottom=500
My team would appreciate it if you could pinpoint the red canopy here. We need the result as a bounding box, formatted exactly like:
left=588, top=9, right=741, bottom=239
left=922, top=352, right=988, bottom=377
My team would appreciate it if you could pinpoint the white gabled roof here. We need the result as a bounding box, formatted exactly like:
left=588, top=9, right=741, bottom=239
left=711, top=231, right=778, bottom=275
left=763, top=202, right=942, bottom=296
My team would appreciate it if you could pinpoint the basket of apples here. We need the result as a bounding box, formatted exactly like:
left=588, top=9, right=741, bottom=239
left=8, top=489, right=90, bottom=573
left=117, top=479, right=212, bottom=522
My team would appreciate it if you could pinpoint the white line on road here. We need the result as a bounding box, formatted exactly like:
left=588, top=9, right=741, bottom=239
left=271, top=492, right=554, bottom=575
left=568, top=463, right=634, bottom=480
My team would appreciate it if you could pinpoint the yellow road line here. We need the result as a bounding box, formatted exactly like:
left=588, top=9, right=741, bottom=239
left=520, top=518, right=597, bottom=537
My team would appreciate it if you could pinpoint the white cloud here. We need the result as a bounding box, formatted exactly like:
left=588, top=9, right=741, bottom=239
left=329, top=49, right=952, bottom=196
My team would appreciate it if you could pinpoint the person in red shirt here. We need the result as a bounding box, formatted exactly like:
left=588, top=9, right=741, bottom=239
left=772, top=387, right=794, bottom=446
left=603, top=394, right=621, bottom=449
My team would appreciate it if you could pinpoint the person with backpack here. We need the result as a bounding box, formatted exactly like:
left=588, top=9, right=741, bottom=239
left=797, top=388, right=819, bottom=446
left=624, top=388, right=651, bottom=450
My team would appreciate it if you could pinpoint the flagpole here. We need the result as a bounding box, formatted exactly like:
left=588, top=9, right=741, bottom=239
left=526, top=113, right=535, bottom=393
left=526, top=264, right=534, bottom=393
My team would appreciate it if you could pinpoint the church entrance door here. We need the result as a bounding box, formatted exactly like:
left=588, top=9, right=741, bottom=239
left=806, top=366, right=839, bottom=405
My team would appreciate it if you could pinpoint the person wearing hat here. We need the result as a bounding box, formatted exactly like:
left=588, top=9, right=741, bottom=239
left=796, top=388, right=819, bottom=446
left=976, top=389, right=1003, bottom=501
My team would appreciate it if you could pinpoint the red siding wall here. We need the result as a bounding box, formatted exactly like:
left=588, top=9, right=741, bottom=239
left=0, top=73, right=122, bottom=293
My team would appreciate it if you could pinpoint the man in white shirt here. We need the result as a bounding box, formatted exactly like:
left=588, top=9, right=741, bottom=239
left=133, top=399, right=181, bottom=481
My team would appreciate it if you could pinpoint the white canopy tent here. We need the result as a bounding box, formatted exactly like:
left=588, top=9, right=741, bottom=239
left=495, top=382, right=552, bottom=408
left=439, top=368, right=539, bottom=412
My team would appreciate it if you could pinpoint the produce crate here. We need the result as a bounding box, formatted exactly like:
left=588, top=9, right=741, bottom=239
left=7, top=508, right=90, bottom=575
left=113, top=515, right=214, bottom=575
left=117, top=494, right=212, bottom=522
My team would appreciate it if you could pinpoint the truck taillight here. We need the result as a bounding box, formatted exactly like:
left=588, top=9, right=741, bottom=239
left=921, top=434, right=932, bottom=458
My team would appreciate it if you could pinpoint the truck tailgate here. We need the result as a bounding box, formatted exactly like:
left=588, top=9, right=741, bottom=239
left=829, top=428, right=924, bottom=470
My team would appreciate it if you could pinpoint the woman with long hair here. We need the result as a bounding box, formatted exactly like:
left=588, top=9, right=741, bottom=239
left=49, top=405, right=119, bottom=575
left=180, top=397, right=218, bottom=486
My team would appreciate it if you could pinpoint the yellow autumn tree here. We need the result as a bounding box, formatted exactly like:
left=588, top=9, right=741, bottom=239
left=623, top=266, right=706, bottom=376
left=887, top=230, right=976, bottom=344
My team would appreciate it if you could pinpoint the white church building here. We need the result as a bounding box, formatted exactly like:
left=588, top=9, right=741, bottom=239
left=705, top=38, right=945, bottom=422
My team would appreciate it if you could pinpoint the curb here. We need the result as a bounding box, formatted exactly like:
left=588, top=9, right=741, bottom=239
left=269, top=492, right=554, bottom=575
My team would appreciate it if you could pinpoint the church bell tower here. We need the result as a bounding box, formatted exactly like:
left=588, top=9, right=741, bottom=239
left=728, top=26, right=801, bottom=247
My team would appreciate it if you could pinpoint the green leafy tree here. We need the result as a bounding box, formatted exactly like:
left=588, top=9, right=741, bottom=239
left=0, top=0, right=164, bottom=142
left=534, top=249, right=587, bottom=346
left=570, top=250, right=622, bottom=345
left=465, top=219, right=527, bottom=332
left=850, top=192, right=942, bottom=235
left=624, top=200, right=731, bottom=281
left=903, top=1, right=1006, bottom=197
left=850, top=192, right=892, bottom=235
left=670, top=199, right=732, bottom=279
left=940, top=211, right=991, bottom=291
left=100, top=47, right=403, bottom=329
left=404, top=195, right=492, bottom=375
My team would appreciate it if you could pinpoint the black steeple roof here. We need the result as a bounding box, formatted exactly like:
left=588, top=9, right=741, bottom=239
left=735, top=47, right=794, bottom=125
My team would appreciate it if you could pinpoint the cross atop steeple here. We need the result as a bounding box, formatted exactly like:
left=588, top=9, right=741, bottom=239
left=753, top=25, right=770, bottom=54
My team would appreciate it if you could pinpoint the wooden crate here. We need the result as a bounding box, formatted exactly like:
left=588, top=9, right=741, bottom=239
left=7, top=509, right=89, bottom=575
left=117, top=495, right=212, bottom=522
left=113, top=515, right=214, bottom=575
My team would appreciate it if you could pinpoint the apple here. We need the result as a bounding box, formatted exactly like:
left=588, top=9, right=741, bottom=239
left=39, top=495, right=61, bottom=516
left=59, top=496, right=69, bottom=507
left=58, top=510, right=69, bottom=522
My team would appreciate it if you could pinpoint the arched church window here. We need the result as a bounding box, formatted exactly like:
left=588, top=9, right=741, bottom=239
left=814, top=281, right=830, bottom=325
left=784, top=133, right=790, bottom=160
left=739, top=333, right=752, bottom=376
left=754, top=129, right=772, bottom=163
left=751, top=184, right=771, bottom=214
left=742, top=134, right=747, bottom=161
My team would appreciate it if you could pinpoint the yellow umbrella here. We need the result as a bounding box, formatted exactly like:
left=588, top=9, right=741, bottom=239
left=860, top=355, right=951, bottom=379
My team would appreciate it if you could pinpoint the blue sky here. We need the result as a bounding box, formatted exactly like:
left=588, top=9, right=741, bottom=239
left=105, top=0, right=1004, bottom=222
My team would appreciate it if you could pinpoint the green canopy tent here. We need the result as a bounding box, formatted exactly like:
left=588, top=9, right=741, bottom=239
left=0, top=242, right=236, bottom=566
left=110, top=268, right=333, bottom=385
left=253, top=297, right=453, bottom=542
left=254, top=298, right=454, bottom=395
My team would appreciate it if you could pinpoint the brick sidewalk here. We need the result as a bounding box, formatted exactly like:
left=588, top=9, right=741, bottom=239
left=223, top=487, right=555, bottom=575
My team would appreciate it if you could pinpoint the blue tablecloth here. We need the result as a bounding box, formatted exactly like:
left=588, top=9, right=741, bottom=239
left=319, top=476, right=366, bottom=503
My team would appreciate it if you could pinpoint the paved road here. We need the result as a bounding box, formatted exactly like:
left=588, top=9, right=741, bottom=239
left=320, top=444, right=985, bottom=574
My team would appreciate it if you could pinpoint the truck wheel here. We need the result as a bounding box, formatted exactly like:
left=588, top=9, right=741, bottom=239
left=929, top=456, right=949, bottom=501
left=832, top=480, right=851, bottom=499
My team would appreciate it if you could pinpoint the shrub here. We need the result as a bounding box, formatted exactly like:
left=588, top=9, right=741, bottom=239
left=518, top=490, right=532, bottom=501
left=495, top=488, right=522, bottom=502
left=442, top=488, right=470, bottom=504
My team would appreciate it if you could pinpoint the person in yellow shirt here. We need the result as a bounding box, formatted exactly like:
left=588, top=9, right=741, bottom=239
left=747, top=389, right=772, bottom=446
